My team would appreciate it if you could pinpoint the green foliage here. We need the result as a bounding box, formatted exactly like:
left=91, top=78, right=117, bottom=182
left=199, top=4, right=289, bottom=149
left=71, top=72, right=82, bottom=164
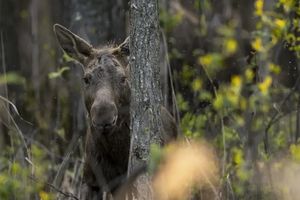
left=48, top=66, right=70, bottom=79
left=149, top=144, right=164, bottom=175
left=161, top=0, right=300, bottom=198
left=160, top=9, right=183, bottom=33
left=0, top=144, right=54, bottom=200
left=0, top=72, right=26, bottom=85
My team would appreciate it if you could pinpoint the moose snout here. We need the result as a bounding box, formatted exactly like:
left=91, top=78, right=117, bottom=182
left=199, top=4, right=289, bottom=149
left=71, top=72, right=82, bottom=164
left=90, top=101, right=118, bottom=131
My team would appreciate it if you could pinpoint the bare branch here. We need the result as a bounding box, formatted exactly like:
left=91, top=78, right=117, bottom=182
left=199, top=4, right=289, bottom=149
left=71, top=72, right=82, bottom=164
left=30, top=175, right=79, bottom=200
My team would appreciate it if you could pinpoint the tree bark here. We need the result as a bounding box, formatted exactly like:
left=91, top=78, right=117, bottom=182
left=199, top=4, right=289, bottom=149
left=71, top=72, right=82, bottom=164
left=128, top=0, right=162, bottom=199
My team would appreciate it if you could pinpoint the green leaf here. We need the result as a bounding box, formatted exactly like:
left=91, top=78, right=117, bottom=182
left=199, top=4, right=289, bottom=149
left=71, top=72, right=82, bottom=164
left=149, top=144, right=163, bottom=174
left=48, top=66, right=70, bottom=79
left=0, top=72, right=25, bottom=85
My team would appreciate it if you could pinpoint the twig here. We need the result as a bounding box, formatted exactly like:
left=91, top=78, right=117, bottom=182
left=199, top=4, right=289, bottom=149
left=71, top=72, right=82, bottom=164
left=198, top=166, right=220, bottom=200
left=52, top=133, right=81, bottom=189
left=264, top=76, right=300, bottom=154
left=0, top=32, right=8, bottom=103
left=296, top=96, right=300, bottom=143
left=201, top=65, right=226, bottom=178
left=0, top=99, right=31, bottom=163
left=29, top=175, right=79, bottom=200
left=0, top=95, right=33, bottom=126
left=226, top=174, right=235, bottom=200
left=24, top=134, right=83, bottom=164
left=160, top=29, right=181, bottom=125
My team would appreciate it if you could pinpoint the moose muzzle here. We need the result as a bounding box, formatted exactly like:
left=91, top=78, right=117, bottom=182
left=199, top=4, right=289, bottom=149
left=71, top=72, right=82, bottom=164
left=90, top=92, right=118, bottom=132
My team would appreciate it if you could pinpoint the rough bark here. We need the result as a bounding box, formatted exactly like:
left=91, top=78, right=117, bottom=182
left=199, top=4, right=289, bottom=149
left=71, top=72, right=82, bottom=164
left=128, top=0, right=162, bottom=199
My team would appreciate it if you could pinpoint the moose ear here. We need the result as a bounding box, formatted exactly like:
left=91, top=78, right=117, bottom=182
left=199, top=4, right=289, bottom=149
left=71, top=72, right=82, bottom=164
left=53, top=24, right=93, bottom=63
left=117, top=37, right=130, bottom=56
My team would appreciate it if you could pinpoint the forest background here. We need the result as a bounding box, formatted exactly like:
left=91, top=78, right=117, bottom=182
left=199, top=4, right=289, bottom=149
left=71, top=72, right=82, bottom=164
left=0, top=0, right=300, bottom=199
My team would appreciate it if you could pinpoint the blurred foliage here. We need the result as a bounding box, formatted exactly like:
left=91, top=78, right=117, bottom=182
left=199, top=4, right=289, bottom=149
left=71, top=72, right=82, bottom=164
left=159, top=0, right=300, bottom=199
left=48, top=66, right=70, bottom=79
left=0, top=143, right=54, bottom=199
left=1, top=0, right=300, bottom=199
left=0, top=73, right=26, bottom=85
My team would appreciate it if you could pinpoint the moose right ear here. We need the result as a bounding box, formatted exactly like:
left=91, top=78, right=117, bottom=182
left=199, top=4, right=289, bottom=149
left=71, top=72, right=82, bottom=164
left=117, top=37, right=130, bottom=56
left=53, top=24, right=94, bottom=63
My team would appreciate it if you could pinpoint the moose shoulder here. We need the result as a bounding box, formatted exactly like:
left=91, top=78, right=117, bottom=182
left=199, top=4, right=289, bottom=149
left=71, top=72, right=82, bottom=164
left=53, top=24, right=178, bottom=199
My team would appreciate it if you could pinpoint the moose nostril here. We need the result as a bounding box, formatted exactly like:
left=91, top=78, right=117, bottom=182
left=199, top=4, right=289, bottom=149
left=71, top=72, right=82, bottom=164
left=103, top=116, right=117, bottom=129
left=92, top=115, right=118, bottom=130
left=90, top=100, right=118, bottom=131
left=103, top=123, right=112, bottom=129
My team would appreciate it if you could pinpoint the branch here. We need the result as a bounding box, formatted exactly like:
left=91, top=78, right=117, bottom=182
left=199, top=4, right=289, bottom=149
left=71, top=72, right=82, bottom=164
left=264, top=76, right=300, bottom=154
left=29, top=175, right=79, bottom=200
left=201, top=65, right=226, bottom=177
left=52, top=133, right=81, bottom=189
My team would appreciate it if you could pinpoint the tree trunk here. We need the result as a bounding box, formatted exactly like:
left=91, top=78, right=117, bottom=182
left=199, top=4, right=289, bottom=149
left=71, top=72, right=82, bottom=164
left=128, top=0, right=162, bottom=199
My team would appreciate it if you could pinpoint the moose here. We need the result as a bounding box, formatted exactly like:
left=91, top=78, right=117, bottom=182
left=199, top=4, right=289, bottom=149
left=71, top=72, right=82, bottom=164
left=53, top=24, right=178, bottom=199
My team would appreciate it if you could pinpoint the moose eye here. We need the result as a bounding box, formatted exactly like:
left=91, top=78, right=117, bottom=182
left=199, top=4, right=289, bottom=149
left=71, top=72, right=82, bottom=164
left=97, top=56, right=102, bottom=62
left=120, top=76, right=127, bottom=85
left=83, top=74, right=92, bottom=85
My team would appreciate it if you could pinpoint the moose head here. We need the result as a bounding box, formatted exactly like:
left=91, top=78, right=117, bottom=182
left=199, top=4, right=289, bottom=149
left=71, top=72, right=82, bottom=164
left=54, top=24, right=130, bottom=133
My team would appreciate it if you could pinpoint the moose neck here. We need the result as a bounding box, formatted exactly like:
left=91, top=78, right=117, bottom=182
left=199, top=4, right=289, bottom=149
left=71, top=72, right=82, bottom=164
left=89, top=104, right=131, bottom=159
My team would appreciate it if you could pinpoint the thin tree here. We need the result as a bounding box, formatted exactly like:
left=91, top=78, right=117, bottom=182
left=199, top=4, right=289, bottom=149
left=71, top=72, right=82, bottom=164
left=128, top=0, right=162, bottom=199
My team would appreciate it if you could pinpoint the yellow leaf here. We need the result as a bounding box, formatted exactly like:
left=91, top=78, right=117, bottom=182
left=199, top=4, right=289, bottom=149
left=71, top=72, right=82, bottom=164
left=231, top=75, right=242, bottom=87
left=213, top=95, right=223, bottom=109
left=39, top=191, right=50, bottom=200
left=224, top=38, right=237, bottom=54
left=255, top=0, right=264, bottom=16
left=240, top=98, right=247, bottom=110
left=192, top=79, right=202, bottom=91
left=227, top=92, right=239, bottom=106
left=279, top=0, right=295, bottom=12
left=275, top=19, right=286, bottom=30
left=245, top=69, right=255, bottom=81
left=269, top=63, right=281, bottom=74
left=290, top=144, right=300, bottom=161
left=199, top=54, right=213, bottom=66
left=252, top=37, right=264, bottom=52
left=258, top=76, right=272, bottom=95
left=233, top=148, right=244, bottom=165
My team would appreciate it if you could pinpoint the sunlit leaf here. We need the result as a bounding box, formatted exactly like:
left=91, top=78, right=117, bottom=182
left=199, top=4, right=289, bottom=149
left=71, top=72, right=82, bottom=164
left=251, top=37, right=264, bottom=52
left=48, top=66, right=70, bottom=79
left=255, top=0, right=264, bottom=16
left=213, top=95, right=223, bottom=109
left=245, top=69, right=255, bottom=82
left=192, top=78, right=202, bottom=91
left=62, top=53, right=74, bottom=62
left=275, top=19, right=286, bottom=30
left=39, top=191, right=51, bottom=200
left=231, top=75, right=242, bottom=88
left=233, top=148, right=244, bottom=165
left=199, top=54, right=213, bottom=66
left=279, top=0, right=295, bottom=12
left=269, top=63, right=281, bottom=74
left=258, top=76, right=272, bottom=95
left=224, top=38, right=237, bottom=55
left=290, top=144, right=300, bottom=161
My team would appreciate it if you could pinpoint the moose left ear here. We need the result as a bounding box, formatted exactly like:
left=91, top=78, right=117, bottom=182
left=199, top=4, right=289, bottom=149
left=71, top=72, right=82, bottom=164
left=53, top=24, right=94, bottom=64
left=117, top=37, right=130, bottom=56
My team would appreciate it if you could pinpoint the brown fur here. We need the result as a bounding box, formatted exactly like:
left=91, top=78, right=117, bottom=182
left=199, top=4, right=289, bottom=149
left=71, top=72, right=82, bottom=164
left=53, top=24, right=177, bottom=199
